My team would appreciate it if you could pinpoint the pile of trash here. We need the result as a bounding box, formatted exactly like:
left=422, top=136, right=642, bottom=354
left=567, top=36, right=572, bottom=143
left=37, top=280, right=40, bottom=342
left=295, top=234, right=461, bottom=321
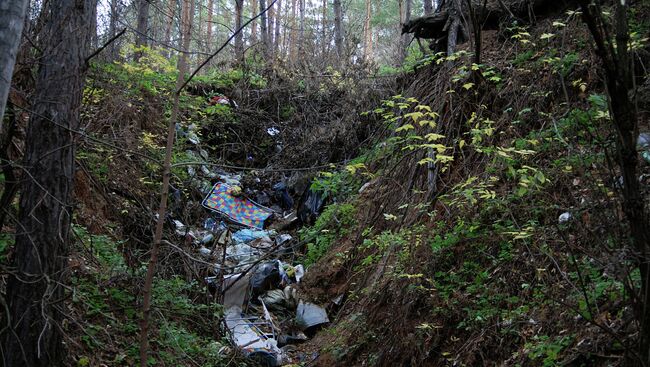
left=170, top=177, right=327, bottom=365
left=167, top=95, right=331, bottom=365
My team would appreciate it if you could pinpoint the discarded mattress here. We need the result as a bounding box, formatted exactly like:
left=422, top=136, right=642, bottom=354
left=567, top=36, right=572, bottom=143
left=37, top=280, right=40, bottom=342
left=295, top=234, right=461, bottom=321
left=202, top=183, right=273, bottom=229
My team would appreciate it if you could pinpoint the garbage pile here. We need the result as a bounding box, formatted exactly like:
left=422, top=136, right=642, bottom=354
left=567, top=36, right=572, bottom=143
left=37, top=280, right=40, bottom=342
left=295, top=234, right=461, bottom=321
left=171, top=177, right=327, bottom=365
left=167, top=95, right=331, bottom=365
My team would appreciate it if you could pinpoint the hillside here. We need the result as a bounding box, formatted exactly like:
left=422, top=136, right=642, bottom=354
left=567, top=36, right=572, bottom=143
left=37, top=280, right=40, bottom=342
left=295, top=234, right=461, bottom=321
left=1, top=0, right=649, bottom=366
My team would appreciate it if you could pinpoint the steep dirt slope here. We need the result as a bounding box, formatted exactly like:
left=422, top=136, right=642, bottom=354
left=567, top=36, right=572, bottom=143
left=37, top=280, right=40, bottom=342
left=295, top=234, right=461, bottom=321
left=292, top=3, right=650, bottom=366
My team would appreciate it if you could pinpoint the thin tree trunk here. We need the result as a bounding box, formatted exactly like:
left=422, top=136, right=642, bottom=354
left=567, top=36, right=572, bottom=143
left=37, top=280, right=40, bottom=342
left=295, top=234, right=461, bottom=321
left=282, top=0, right=290, bottom=57
left=321, top=0, right=327, bottom=55
left=235, top=0, right=244, bottom=61
left=207, top=0, right=214, bottom=45
left=298, top=0, right=305, bottom=59
left=251, top=0, right=259, bottom=43
left=333, top=0, right=343, bottom=60
left=399, top=0, right=412, bottom=63
left=108, top=0, right=120, bottom=60
left=2, top=1, right=93, bottom=365
left=139, top=0, right=193, bottom=365
left=260, top=0, right=270, bottom=58
left=164, top=0, right=178, bottom=48
left=135, top=0, right=150, bottom=59
left=0, top=0, right=29, bottom=129
left=577, top=2, right=650, bottom=364
left=90, top=0, right=99, bottom=49
left=364, top=0, right=372, bottom=61
left=290, top=0, right=297, bottom=62
left=274, top=0, right=282, bottom=56
left=268, top=0, right=276, bottom=54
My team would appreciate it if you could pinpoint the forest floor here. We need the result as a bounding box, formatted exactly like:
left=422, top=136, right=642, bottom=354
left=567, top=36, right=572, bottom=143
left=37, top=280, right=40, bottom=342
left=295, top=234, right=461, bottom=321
left=2, top=1, right=649, bottom=367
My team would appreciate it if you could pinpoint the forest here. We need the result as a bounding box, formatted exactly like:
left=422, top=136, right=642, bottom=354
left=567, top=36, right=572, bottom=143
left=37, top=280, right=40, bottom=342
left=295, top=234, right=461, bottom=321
left=0, top=0, right=649, bottom=366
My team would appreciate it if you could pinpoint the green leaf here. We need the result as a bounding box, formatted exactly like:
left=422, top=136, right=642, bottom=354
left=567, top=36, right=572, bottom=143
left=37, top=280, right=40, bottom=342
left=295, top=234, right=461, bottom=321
left=395, top=124, right=415, bottom=132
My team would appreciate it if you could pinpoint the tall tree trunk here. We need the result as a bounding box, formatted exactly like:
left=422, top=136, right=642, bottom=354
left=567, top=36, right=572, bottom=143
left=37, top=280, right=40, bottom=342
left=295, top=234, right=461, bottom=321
left=333, top=0, right=344, bottom=60
left=268, top=0, right=276, bottom=54
left=235, top=0, right=244, bottom=61
left=0, top=0, right=29, bottom=129
left=399, top=0, right=412, bottom=63
left=321, top=0, right=327, bottom=56
left=164, top=0, right=178, bottom=48
left=289, top=0, right=297, bottom=62
left=576, top=1, right=650, bottom=364
left=274, top=0, right=282, bottom=56
left=364, top=0, right=372, bottom=61
left=259, top=0, right=270, bottom=58
left=207, top=0, right=214, bottom=47
left=135, top=0, right=150, bottom=59
left=251, top=0, right=259, bottom=44
left=424, top=0, right=433, bottom=14
left=108, top=0, right=120, bottom=60
left=2, top=0, right=93, bottom=365
left=90, top=0, right=99, bottom=49
left=298, top=0, right=305, bottom=59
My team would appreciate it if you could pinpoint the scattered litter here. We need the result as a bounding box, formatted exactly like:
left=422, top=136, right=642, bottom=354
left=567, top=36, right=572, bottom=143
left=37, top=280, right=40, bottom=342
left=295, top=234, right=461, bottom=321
left=358, top=181, right=372, bottom=194
left=200, top=233, right=214, bottom=244
left=278, top=331, right=308, bottom=346
left=219, top=174, right=242, bottom=187
left=260, top=286, right=299, bottom=311
left=276, top=234, right=292, bottom=246
left=638, top=133, right=650, bottom=163
left=293, top=265, right=305, bottom=283
left=204, top=218, right=217, bottom=231
left=332, top=294, right=345, bottom=306
left=273, top=181, right=294, bottom=210
left=296, top=301, right=329, bottom=333
left=298, top=188, right=325, bottom=224
left=199, top=246, right=212, bottom=257
left=637, top=133, right=650, bottom=148
left=222, top=273, right=283, bottom=366
left=267, top=127, right=280, bottom=136
left=251, top=262, right=282, bottom=299
left=187, top=124, right=200, bottom=144
left=203, top=183, right=273, bottom=229
left=233, top=228, right=274, bottom=244
left=559, top=212, right=571, bottom=224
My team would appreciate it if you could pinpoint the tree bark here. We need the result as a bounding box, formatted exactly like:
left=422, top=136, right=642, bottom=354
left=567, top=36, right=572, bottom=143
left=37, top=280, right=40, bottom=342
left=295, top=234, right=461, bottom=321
left=321, top=0, right=328, bottom=55
left=399, top=0, right=412, bottom=63
left=268, top=0, right=276, bottom=54
left=252, top=0, right=259, bottom=44
left=164, top=0, right=178, bottom=49
left=2, top=0, right=93, bottom=365
left=135, top=0, right=150, bottom=59
left=290, top=0, right=297, bottom=62
left=259, top=0, right=270, bottom=58
left=364, top=0, right=373, bottom=61
left=0, top=0, right=29, bottom=130
left=576, top=1, right=650, bottom=364
left=207, top=0, right=214, bottom=47
left=333, top=0, right=344, bottom=60
left=108, top=0, right=121, bottom=60
left=274, top=0, right=283, bottom=56
left=424, top=0, right=434, bottom=14
left=298, top=0, right=305, bottom=59
left=235, top=0, right=245, bottom=61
